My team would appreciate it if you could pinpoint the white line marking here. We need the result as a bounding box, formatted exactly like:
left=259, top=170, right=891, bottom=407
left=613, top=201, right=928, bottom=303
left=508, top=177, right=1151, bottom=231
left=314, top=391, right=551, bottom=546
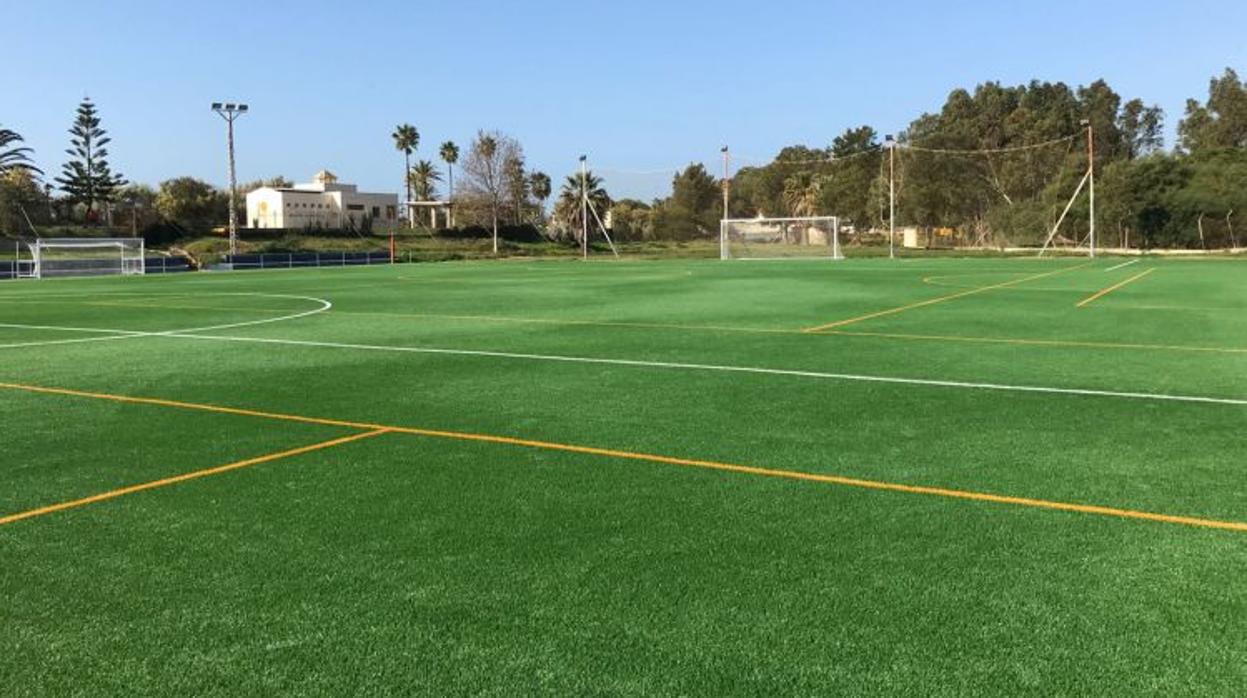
left=6, top=296, right=1244, bottom=407
left=1105, top=259, right=1140, bottom=272
left=162, top=333, right=1247, bottom=407
left=0, top=294, right=332, bottom=349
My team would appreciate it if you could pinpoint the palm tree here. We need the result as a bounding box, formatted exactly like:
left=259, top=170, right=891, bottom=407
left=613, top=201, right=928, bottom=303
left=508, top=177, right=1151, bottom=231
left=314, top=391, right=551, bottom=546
left=556, top=170, right=610, bottom=240
left=439, top=141, right=459, bottom=200
left=0, top=127, right=41, bottom=176
left=407, top=160, right=443, bottom=201
left=783, top=172, right=823, bottom=217
left=392, top=123, right=419, bottom=219
left=529, top=171, right=551, bottom=223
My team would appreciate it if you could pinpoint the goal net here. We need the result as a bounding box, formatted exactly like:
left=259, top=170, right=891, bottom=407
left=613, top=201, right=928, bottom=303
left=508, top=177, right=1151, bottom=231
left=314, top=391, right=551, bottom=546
left=28, top=238, right=146, bottom=279
left=720, top=216, right=843, bottom=260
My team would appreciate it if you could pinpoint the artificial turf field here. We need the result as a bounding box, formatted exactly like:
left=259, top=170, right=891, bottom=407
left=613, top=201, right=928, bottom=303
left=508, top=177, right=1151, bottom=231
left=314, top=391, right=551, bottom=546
left=2, top=255, right=1245, bottom=695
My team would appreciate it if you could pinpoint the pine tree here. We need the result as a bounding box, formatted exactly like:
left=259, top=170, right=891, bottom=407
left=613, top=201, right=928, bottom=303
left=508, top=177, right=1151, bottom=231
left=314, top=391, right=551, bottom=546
left=56, top=98, right=126, bottom=219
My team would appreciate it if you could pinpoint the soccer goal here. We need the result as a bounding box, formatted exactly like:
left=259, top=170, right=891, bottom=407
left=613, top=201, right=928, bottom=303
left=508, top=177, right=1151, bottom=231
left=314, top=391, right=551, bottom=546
left=25, top=238, right=146, bottom=279
left=720, top=216, right=843, bottom=260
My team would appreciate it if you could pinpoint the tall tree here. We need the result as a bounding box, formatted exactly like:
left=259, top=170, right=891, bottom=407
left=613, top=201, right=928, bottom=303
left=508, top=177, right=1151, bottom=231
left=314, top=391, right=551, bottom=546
left=439, top=141, right=459, bottom=199
left=155, top=177, right=227, bottom=232
left=529, top=171, right=551, bottom=222
left=783, top=171, right=823, bottom=217
left=407, top=160, right=442, bottom=201
left=1179, top=68, right=1247, bottom=153
left=55, top=98, right=125, bottom=220
left=554, top=169, right=610, bottom=241
left=824, top=125, right=882, bottom=228
left=461, top=130, right=522, bottom=253
left=650, top=163, right=720, bottom=239
left=0, top=126, right=41, bottom=176
left=503, top=153, right=528, bottom=224
left=392, top=123, right=419, bottom=212
left=1118, top=99, right=1165, bottom=159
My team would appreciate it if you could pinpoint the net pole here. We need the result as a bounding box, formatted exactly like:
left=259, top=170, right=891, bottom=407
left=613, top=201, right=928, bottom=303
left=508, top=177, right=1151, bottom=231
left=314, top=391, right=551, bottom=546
left=833, top=217, right=842, bottom=260
left=580, top=156, right=588, bottom=261
left=888, top=138, right=896, bottom=259
left=1087, top=121, right=1096, bottom=259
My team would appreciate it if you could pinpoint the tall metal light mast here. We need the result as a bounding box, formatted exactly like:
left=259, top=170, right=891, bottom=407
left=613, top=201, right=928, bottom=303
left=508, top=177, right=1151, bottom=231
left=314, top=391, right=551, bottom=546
left=211, top=102, right=248, bottom=257
left=579, top=155, right=589, bottom=260
left=721, top=145, right=730, bottom=220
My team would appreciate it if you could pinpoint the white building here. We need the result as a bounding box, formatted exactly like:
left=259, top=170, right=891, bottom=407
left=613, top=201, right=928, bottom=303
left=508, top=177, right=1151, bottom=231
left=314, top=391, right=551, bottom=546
left=246, top=170, right=397, bottom=230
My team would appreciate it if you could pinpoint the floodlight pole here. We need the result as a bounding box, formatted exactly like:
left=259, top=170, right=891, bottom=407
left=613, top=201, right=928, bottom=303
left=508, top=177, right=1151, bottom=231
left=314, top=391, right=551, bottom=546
left=721, top=145, right=730, bottom=220
left=580, top=155, right=588, bottom=260
left=886, top=135, right=896, bottom=259
left=1084, top=120, right=1096, bottom=258
left=212, top=102, right=248, bottom=258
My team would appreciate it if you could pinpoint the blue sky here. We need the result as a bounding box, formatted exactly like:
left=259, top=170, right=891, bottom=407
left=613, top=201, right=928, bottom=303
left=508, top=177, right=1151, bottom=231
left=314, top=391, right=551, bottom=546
left=7, top=0, right=1246, bottom=201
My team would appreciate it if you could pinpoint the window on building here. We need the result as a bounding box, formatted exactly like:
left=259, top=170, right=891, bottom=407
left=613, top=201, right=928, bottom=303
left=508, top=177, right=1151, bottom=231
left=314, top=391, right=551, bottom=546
left=347, top=204, right=365, bottom=211
left=385, top=206, right=396, bottom=220
left=371, top=206, right=380, bottom=218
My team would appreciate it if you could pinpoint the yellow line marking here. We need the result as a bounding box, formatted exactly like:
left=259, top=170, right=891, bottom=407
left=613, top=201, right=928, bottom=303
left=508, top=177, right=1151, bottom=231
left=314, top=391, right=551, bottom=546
left=1076, top=268, right=1156, bottom=308
left=2, top=381, right=1245, bottom=533
left=0, top=429, right=390, bottom=526
left=804, top=263, right=1092, bottom=332
left=825, top=328, right=1247, bottom=355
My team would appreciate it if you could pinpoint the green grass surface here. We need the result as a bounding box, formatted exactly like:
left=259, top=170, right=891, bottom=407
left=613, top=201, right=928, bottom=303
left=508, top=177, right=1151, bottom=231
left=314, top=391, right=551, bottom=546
left=2, top=256, right=1246, bottom=694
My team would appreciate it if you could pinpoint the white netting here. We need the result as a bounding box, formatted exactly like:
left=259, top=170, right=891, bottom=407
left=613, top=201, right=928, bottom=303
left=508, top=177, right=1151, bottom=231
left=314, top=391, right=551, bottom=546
left=31, top=238, right=145, bottom=279
left=720, top=217, right=843, bottom=260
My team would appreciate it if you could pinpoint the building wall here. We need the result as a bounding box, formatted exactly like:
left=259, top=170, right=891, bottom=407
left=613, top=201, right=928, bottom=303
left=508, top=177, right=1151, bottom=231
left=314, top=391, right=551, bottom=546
left=246, top=186, right=397, bottom=230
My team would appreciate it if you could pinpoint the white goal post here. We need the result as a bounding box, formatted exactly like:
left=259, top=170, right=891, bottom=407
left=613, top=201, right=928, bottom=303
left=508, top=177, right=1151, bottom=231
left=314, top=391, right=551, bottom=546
left=720, top=217, right=843, bottom=260
left=24, top=238, right=146, bottom=279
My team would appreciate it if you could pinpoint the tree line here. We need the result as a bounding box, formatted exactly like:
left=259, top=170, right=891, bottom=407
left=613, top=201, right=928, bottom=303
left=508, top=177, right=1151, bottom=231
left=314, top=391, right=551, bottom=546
left=4, top=68, right=1244, bottom=249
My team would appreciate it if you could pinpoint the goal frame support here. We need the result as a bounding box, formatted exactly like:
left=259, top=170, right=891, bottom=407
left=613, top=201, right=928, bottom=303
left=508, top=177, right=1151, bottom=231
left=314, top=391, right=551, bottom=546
left=720, top=216, right=843, bottom=260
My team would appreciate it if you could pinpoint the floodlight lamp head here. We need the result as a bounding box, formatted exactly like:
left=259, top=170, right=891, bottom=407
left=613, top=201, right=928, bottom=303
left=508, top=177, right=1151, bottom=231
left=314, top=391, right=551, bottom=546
left=224, top=103, right=237, bottom=111
left=579, top=155, right=586, bottom=162
left=721, top=145, right=728, bottom=153
left=238, top=104, right=249, bottom=112
left=211, top=102, right=223, bottom=111
left=1080, top=118, right=1090, bottom=127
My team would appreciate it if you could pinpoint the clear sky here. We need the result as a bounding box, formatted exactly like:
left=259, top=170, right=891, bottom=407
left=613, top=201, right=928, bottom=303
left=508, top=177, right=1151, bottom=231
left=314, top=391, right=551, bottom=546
left=7, top=0, right=1246, bottom=201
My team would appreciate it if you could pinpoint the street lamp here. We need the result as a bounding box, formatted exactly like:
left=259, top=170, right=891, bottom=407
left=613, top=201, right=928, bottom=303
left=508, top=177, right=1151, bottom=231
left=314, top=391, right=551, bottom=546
left=211, top=102, right=249, bottom=258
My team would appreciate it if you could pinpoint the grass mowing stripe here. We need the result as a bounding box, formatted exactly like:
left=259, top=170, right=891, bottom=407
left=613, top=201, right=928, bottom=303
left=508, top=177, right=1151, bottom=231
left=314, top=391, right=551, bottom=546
left=804, top=262, right=1092, bottom=331
left=0, top=429, right=391, bottom=526
left=1076, top=268, right=1156, bottom=308
left=2, top=381, right=1245, bottom=533
left=159, top=333, right=1247, bottom=406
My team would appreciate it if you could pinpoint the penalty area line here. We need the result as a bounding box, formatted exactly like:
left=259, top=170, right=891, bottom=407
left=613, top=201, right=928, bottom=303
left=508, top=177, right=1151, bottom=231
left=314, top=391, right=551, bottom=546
left=0, top=381, right=1244, bottom=534
left=163, top=332, right=1247, bottom=407
left=0, top=428, right=391, bottom=526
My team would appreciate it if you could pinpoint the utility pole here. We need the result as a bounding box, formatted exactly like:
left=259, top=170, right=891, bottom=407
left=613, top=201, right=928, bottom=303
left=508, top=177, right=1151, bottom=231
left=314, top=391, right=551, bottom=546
left=721, top=145, right=730, bottom=220
left=885, top=134, right=896, bottom=259
left=580, top=155, right=588, bottom=260
left=1084, top=119, right=1096, bottom=258
left=211, top=102, right=248, bottom=258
